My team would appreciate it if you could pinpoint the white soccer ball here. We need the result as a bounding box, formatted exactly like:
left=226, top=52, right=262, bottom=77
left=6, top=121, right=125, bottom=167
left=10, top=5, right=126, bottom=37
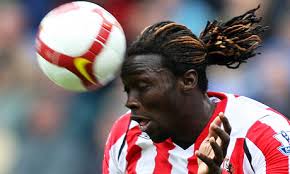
left=35, top=1, right=126, bottom=91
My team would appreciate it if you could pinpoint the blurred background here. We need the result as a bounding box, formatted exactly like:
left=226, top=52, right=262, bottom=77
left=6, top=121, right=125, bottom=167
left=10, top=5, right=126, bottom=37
left=0, top=0, right=289, bottom=173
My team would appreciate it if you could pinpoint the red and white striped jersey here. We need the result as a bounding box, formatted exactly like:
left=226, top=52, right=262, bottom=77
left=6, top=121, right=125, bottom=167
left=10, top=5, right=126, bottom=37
left=103, top=92, right=290, bottom=174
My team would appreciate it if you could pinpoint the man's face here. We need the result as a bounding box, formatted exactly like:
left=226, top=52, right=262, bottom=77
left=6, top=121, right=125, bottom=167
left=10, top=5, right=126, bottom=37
left=121, top=54, right=181, bottom=143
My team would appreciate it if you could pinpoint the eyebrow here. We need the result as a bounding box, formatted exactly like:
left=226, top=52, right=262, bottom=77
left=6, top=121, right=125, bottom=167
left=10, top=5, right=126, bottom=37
left=123, top=65, right=156, bottom=75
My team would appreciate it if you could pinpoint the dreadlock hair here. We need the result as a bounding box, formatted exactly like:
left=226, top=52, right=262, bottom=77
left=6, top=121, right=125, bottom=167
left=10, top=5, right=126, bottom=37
left=121, top=6, right=267, bottom=92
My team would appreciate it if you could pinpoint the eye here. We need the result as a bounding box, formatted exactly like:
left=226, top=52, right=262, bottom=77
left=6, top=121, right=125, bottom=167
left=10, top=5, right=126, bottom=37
left=137, top=81, right=151, bottom=91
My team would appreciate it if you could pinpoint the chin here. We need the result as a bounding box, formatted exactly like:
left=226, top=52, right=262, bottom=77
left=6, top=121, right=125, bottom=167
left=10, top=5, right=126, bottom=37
left=149, top=133, right=169, bottom=143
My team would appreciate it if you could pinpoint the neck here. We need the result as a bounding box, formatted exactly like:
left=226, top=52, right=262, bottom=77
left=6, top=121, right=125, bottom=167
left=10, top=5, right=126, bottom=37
left=171, top=92, right=216, bottom=149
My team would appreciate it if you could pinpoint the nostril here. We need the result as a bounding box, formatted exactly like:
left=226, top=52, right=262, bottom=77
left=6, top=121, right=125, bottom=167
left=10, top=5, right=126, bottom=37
left=125, top=101, right=139, bottom=110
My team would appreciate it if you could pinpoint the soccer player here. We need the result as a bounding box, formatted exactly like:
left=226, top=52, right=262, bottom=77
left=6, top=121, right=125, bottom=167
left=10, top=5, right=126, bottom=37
left=103, top=6, right=290, bottom=174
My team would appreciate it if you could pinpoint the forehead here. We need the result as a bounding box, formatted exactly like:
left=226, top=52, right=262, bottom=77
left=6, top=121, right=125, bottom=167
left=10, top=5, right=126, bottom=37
left=121, top=54, right=165, bottom=77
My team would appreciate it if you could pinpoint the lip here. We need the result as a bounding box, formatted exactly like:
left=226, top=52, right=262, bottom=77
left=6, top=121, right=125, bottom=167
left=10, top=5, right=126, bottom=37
left=131, top=114, right=152, bottom=132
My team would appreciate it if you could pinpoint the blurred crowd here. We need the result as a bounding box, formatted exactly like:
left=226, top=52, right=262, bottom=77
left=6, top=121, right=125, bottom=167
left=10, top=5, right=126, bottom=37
left=0, top=0, right=289, bottom=173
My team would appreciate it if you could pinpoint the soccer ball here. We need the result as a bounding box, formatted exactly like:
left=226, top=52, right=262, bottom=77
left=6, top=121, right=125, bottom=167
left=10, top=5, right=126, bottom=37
left=35, top=1, right=126, bottom=92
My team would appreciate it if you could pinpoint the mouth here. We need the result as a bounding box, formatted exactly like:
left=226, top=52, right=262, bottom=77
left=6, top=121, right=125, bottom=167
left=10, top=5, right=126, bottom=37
left=131, top=115, right=152, bottom=132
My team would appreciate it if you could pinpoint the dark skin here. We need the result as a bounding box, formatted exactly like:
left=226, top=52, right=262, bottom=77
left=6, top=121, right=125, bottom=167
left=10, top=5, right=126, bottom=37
left=196, top=112, right=232, bottom=173
left=122, top=54, right=231, bottom=173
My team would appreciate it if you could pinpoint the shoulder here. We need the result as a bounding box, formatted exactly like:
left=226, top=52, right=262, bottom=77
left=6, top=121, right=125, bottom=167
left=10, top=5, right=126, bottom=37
left=246, top=111, right=290, bottom=150
left=208, top=92, right=272, bottom=136
left=221, top=93, right=282, bottom=137
left=244, top=112, right=290, bottom=172
left=220, top=93, right=290, bottom=172
left=211, top=92, right=289, bottom=140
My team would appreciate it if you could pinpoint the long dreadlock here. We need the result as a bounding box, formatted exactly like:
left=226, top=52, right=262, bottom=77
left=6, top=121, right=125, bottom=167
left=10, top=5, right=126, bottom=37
left=121, top=6, right=267, bottom=92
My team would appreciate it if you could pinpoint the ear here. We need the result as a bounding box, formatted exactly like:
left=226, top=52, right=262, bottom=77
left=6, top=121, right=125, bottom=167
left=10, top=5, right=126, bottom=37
left=178, top=69, right=198, bottom=93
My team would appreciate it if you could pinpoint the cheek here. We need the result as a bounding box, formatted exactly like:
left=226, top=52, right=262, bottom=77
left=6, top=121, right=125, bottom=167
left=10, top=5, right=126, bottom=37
left=143, top=80, right=176, bottom=110
left=140, top=77, right=178, bottom=127
left=143, top=90, right=178, bottom=126
left=141, top=91, right=163, bottom=112
left=141, top=90, right=171, bottom=112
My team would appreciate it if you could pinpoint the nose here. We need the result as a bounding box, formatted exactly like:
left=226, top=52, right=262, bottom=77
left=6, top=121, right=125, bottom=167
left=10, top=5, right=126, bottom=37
left=125, top=91, right=140, bottom=110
